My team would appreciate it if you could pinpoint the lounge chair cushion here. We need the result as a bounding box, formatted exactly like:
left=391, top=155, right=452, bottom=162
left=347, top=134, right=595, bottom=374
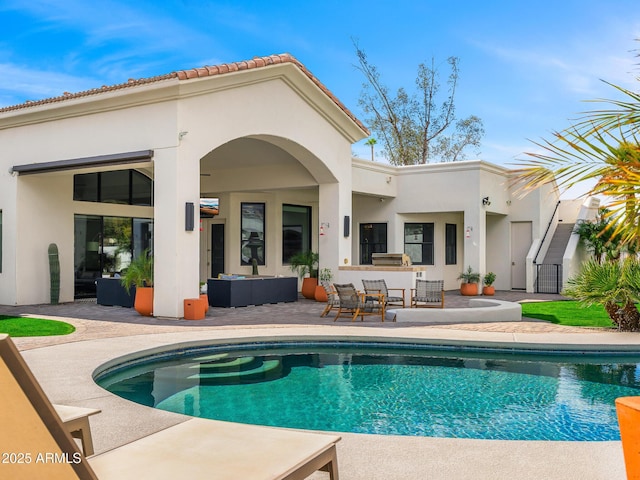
left=89, top=418, right=340, bottom=480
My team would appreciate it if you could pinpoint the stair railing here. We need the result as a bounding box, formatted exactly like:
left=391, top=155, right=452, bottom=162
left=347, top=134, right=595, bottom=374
left=533, top=200, right=561, bottom=265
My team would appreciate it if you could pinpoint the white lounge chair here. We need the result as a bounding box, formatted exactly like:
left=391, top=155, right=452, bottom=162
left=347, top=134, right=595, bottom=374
left=0, top=333, right=340, bottom=480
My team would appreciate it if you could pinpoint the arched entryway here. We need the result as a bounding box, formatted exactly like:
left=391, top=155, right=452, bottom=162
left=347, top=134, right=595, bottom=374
left=197, top=136, right=344, bottom=287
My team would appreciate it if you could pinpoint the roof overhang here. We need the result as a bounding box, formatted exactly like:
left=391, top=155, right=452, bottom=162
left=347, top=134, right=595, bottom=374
left=11, top=150, right=154, bottom=175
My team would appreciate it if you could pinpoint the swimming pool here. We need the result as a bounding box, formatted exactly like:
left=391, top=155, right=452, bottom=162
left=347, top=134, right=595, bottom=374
left=95, top=341, right=640, bottom=441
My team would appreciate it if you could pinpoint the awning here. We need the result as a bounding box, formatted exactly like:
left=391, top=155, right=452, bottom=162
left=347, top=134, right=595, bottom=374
left=11, top=150, right=154, bottom=175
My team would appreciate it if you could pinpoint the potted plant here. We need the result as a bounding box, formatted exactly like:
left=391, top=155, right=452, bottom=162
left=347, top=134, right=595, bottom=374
left=457, top=265, right=480, bottom=296
left=315, top=268, right=333, bottom=302
left=289, top=251, right=319, bottom=299
left=483, top=272, right=497, bottom=296
left=121, top=249, right=154, bottom=316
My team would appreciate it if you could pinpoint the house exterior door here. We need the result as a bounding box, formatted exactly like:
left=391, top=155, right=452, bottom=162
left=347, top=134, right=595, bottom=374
left=211, top=223, right=225, bottom=278
left=510, top=221, right=532, bottom=290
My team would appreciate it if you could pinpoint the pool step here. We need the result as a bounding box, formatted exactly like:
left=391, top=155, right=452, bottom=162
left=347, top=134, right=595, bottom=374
left=189, top=356, right=257, bottom=373
left=191, top=353, right=230, bottom=362
left=189, top=359, right=283, bottom=382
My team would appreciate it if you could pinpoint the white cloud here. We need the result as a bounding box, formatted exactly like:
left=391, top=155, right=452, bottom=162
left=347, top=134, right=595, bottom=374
left=0, top=62, right=99, bottom=104
left=473, top=20, right=639, bottom=98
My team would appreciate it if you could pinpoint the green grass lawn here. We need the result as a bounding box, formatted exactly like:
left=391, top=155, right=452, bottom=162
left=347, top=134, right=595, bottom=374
left=520, top=301, right=616, bottom=328
left=0, top=316, right=76, bottom=337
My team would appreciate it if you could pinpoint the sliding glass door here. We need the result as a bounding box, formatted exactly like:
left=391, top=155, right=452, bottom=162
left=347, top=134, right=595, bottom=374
left=74, top=215, right=153, bottom=298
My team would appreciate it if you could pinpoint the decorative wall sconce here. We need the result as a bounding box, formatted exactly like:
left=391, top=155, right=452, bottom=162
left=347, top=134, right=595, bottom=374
left=482, top=196, right=491, bottom=206
left=320, top=222, right=330, bottom=236
left=185, top=202, right=195, bottom=231
left=465, top=226, right=473, bottom=238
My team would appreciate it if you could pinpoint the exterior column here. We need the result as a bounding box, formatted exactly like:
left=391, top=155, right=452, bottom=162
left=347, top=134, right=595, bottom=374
left=153, top=148, right=201, bottom=318
left=318, top=182, right=352, bottom=280
left=462, top=208, right=487, bottom=282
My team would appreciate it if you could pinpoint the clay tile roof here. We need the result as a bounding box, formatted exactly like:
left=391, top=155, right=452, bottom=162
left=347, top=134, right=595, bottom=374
left=0, top=53, right=368, bottom=134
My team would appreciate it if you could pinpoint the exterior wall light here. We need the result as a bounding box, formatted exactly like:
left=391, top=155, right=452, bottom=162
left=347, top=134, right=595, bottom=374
left=482, top=197, right=491, bottom=206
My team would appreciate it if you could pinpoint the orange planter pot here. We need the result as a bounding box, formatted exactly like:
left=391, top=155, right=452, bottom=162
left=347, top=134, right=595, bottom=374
left=301, top=278, right=318, bottom=300
left=460, top=283, right=478, bottom=296
left=200, top=294, right=209, bottom=313
left=482, top=286, right=495, bottom=296
left=314, top=285, right=328, bottom=302
left=134, top=287, right=154, bottom=316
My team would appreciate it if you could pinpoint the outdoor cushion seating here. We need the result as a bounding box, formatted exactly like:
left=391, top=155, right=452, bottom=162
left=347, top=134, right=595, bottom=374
left=333, top=283, right=385, bottom=322
left=362, top=279, right=405, bottom=308
left=0, top=333, right=341, bottom=480
left=320, top=280, right=340, bottom=317
left=411, top=279, right=445, bottom=308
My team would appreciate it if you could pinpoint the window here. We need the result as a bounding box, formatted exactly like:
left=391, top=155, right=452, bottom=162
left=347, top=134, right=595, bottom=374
left=130, top=171, right=153, bottom=206
left=445, top=223, right=457, bottom=265
left=101, top=170, right=131, bottom=204
left=359, top=223, right=387, bottom=264
left=73, top=173, right=98, bottom=202
left=404, top=223, right=434, bottom=265
left=74, top=215, right=153, bottom=298
left=73, top=170, right=152, bottom=206
left=241, top=203, right=265, bottom=266
left=282, top=204, right=311, bottom=264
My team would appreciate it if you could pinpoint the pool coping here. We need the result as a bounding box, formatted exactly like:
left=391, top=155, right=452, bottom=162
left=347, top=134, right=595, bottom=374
left=20, top=325, right=634, bottom=480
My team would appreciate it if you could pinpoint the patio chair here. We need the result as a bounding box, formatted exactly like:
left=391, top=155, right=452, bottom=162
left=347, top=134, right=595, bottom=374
left=0, top=333, right=341, bottom=480
left=320, top=281, right=340, bottom=317
left=362, top=279, right=405, bottom=309
left=411, top=279, right=445, bottom=308
left=333, top=283, right=385, bottom=322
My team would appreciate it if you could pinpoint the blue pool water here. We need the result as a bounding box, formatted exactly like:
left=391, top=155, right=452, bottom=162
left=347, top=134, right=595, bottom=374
left=95, top=342, right=640, bottom=441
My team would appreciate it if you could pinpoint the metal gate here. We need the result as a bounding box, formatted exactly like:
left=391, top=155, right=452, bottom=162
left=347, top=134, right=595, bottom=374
left=535, top=264, right=563, bottom=294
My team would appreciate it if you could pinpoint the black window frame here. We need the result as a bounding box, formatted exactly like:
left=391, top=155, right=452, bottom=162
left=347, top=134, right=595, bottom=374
left=359, top=223, right=388, bottom=265
left=404, top=222, right=434, bottom=265
left=73, top=170, right=153, bottom=206
left=445, top=223, right=457, bottom=265
left=241, top=202, right=266, bottom=266
left=282, top=204, right=312, bottom=264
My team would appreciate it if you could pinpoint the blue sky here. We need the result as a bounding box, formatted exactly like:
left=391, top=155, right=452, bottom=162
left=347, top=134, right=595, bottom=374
left=1, top=0, right=639, bottom=169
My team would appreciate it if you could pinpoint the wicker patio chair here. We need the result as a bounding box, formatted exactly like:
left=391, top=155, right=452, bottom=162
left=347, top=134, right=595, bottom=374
left=333, top=283, right=385, bottom=322
left=411, top=279, right=445, bottom=308
left=319, top=281, right=340, bottom=317
left=362, top=279, right=405, bottom=308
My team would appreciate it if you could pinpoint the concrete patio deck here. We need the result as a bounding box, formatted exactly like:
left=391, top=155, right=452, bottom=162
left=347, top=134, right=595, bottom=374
left=1, top=290, right=635, bottom=480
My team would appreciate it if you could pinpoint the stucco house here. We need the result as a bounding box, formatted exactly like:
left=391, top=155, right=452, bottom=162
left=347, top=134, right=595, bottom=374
left=0, top=54, right=592, bottom=318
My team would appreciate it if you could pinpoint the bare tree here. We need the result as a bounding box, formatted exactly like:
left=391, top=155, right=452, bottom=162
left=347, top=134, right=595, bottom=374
left=354, top=41, right=484, bottom=165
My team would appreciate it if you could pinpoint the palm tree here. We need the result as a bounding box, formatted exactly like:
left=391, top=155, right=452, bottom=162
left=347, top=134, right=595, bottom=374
left=563, top=258, right=640, bottom=331
left=573, top=208, right=623, bottom=263
left=364, top=137, right=377, bottom=161
left=514, top=79, right=640, bottom=251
